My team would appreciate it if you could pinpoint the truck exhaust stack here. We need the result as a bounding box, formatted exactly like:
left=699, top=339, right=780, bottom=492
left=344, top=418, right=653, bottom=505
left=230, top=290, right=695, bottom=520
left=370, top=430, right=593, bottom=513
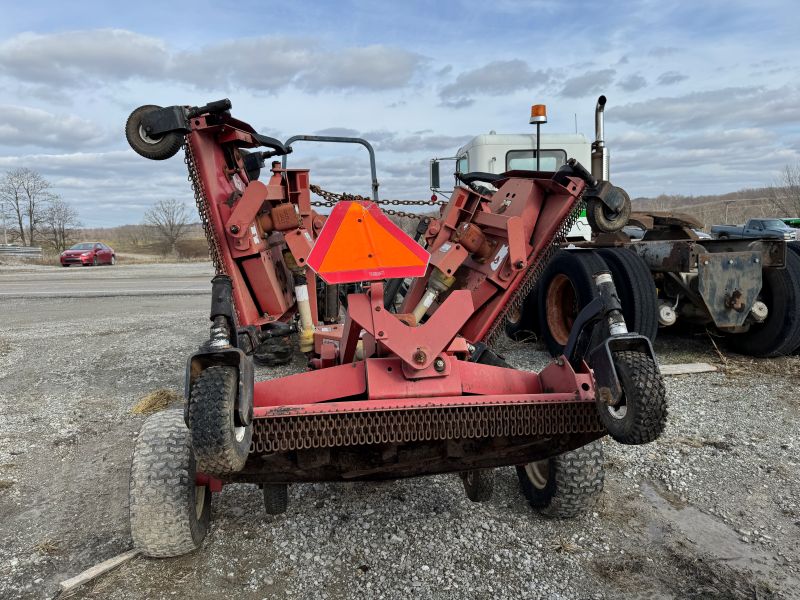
left=591, top=95, right=609, bottom=181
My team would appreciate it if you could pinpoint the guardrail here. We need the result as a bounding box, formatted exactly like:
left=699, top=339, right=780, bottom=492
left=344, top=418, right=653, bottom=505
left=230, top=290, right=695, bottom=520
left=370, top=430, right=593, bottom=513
left=0, top=246, right=43, bottom=257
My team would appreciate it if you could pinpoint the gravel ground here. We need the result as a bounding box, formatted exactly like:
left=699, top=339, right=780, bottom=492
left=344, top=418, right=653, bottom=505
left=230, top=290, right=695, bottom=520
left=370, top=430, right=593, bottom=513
left=1, top=263, right=799, bottom=599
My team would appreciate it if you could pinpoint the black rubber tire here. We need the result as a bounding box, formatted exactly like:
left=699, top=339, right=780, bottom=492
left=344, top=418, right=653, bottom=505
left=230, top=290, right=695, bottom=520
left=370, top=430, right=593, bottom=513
left=595, top=248, right=658, bottom=342
left=130, top=409, right=211, bottom=557
left=726, top=250, right=800, bottom=357
left=252, top=336, right=294, bottom=366
left=61, top=264, right=69, bottom=267
left=92, top=256, right=98, bottom=266
left=111, top=255, right=116, bottom=266
left=537, top=250, right=608, bottom=356
left=515, top=440, right=604, bottom=518
left=504, top=287, right=539, bottom=342
left=586, top=192, right=631, bottom=234
left=125, top=105, right=184, bottom=161
left=461, top=469, right=495, bottom=502
left=188, top=366, right=252, bottom=475
left=263, top=484, right=289, bottom=515
left=600, top=350, right=667, bottom=445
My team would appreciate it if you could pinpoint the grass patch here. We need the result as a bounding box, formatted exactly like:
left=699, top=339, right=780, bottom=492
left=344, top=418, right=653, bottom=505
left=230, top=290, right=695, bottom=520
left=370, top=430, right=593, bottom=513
left=34, top=540, right=60, bottom=555
left=131, top=389, right=181, bottom=415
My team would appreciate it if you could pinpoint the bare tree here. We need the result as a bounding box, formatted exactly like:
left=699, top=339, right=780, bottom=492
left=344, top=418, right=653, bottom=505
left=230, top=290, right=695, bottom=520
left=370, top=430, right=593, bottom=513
left=768, top=163, right=800, bottom=217
left=144, top=198, right=190, bottom=254
left=0, top=168, right=55, bottom=246
left=41, top=197, right=82, bottom=253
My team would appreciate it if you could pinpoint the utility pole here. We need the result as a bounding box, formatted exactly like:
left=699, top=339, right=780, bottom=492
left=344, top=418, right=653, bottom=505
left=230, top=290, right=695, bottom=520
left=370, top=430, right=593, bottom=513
left=724, top=200, right=735, bottom=223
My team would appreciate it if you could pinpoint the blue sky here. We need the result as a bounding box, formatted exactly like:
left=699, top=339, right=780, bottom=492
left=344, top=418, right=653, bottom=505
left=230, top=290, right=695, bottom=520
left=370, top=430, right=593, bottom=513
left=0, top=0, right=798, bottom=226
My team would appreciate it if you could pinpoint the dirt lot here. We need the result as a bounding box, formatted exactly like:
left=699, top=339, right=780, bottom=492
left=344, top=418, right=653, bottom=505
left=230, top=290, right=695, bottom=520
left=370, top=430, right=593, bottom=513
left=1, top=263, right=799, bottom=599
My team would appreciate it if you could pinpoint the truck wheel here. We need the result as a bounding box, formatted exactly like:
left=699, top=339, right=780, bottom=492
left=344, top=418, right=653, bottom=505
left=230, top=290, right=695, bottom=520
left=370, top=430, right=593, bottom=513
left=586, top=192, right=631, bottom=234
left=600, top=350, right=667, bottom=445
left=537, top=250, right=607, bottom=356
left=252, top=337, right=294, bottom=366
left=130, top=409, right=211, bottom=557
left=263, top=484, right=288, bottom=515
left=788, top=241, right=800, bottom=257
left=726, top=251, right=800, bottom=357
left=595, top=248, right=658, bottom=342
left=188, top=366, right=252, bottom=475
left=461, top=469, right=495, bottom=502
left=125, top=105, right=184, bottom=161
left=515, top=440, right=604, bottom=518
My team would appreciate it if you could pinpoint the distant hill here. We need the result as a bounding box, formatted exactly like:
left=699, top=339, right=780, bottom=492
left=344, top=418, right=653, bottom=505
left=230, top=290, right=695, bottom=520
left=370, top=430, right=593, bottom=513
left=631, top=187, right=791, bottom=229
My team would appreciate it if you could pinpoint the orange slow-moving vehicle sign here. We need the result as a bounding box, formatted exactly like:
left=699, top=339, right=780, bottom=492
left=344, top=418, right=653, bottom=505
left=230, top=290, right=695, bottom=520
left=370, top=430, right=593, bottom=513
left=306, top=201, right=430, bottom=284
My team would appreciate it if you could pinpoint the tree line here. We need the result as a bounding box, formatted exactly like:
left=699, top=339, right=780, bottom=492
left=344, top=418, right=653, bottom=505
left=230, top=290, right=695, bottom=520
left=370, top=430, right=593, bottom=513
left=0, top=168, right=192, bottom=254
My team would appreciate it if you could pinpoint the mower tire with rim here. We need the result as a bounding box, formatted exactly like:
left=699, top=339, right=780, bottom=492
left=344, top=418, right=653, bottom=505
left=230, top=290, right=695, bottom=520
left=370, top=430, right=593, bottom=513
left=515, top=440, right=604, bottom=518
left=595, top=247, right=659, bottom=342
left=187, top=365, right=252, bottom=475
left=461, top=469, right=495, bottom=502
left=126, top=104, right=184, bottom=161
left=726, top=250, right=800, bottom=357
left=263, top=484, right=289, bottom=515
left=537, top=250, right=607, bottom=356
left=586, top=188, right=631, bottom=234
left=600, top=350, right=667, bottom=445
left=129, top=409, right=211, bottom=557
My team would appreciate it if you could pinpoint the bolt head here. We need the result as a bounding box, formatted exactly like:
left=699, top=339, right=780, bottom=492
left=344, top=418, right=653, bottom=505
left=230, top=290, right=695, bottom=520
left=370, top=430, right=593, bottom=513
left=433, top=357, right=446, bottom=372
left=230, top=225, right=240, bottom=234
left=413, top=349, right=426, bottom=364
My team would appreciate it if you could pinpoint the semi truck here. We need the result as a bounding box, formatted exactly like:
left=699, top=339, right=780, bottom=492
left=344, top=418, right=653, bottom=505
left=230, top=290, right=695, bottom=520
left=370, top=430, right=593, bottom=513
left=430, top=97, right=800, bottom=357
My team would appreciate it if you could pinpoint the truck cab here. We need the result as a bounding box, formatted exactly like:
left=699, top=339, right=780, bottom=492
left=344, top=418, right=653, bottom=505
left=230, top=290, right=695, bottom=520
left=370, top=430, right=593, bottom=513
left=432, top=132, right=594, bottom=241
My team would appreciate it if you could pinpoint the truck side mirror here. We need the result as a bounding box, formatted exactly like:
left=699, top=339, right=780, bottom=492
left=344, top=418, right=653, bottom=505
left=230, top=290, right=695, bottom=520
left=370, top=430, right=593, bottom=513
left=429, top=160, right=441, bottom=190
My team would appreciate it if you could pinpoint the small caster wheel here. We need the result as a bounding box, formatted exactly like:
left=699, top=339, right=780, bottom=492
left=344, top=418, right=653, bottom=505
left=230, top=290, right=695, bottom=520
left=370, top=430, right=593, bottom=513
left=263, top=483, right=288, bottom=515
left=461, top=469, right=494, bottom=502
left=586, top=185, right=631, bottom=234
left=125, top=105, right=184, bottom=161
left=599, top=350, right=667, bottom=445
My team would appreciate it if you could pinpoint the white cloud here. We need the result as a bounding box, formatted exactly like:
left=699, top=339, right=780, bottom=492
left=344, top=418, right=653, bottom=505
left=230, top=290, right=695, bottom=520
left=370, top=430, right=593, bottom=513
left=560, top=69, right=616, bottom=98
left=0, top=29, right=424, bottom=94
left=0, top=29, right=167, bottom=86
left=0, top=105, right=105, bottom=150
left=439, top=60, right=552, bottom=108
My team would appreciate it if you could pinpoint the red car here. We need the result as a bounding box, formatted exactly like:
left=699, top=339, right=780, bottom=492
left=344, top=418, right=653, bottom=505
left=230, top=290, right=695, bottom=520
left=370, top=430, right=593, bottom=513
left=60, top=242, right=116, bottom=267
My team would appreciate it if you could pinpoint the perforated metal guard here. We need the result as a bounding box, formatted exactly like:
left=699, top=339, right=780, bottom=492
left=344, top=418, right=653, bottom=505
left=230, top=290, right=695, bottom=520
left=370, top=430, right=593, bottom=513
left=251, top=401, right=604, bottom=453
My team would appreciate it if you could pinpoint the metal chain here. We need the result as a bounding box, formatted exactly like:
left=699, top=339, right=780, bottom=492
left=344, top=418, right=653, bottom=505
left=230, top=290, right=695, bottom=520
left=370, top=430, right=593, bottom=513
left=183, top=137, right=226, bottom=274
left=309, top=184, right=445, bottom=220
left=481, top=200, right=585, bottom=347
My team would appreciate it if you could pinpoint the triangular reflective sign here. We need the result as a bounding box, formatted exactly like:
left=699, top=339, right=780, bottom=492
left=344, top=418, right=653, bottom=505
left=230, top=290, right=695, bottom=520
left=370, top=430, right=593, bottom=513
left=307, top=201, right=429, bottom=284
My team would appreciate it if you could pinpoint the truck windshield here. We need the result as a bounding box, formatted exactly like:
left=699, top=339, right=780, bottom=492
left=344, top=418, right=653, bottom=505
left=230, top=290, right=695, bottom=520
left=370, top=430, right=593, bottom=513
left=506, top=149, right=567, bottom=172
left=760, top=219, right=788, bottom=228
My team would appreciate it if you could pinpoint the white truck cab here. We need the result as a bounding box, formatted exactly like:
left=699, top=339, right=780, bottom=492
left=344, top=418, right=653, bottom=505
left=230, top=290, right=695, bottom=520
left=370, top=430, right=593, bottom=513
left=432, top=132, right=593, bottom=241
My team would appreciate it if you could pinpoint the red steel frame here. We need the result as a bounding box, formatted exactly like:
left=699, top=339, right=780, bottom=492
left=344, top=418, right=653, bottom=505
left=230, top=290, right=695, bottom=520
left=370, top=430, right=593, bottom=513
left=186, top=112, right=603, bottom=481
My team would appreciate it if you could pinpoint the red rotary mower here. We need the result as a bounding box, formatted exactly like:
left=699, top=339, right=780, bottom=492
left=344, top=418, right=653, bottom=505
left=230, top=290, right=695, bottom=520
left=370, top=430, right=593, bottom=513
left=125, top=99, right=666, bottom=557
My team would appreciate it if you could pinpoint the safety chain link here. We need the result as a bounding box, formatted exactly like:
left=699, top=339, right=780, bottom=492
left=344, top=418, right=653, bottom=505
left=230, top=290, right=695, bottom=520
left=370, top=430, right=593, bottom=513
left=309, top=184, right=445, bottom=220
left=481, top=200, right=585, bottom=347
left=184, top=138, right=226, bottom=274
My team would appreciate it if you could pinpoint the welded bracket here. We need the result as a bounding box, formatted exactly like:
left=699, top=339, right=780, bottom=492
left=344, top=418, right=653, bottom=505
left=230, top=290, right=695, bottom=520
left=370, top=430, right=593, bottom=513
left=342, top=282, right=474, bottom=370
left=697, top=251, right=762, bottom=328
